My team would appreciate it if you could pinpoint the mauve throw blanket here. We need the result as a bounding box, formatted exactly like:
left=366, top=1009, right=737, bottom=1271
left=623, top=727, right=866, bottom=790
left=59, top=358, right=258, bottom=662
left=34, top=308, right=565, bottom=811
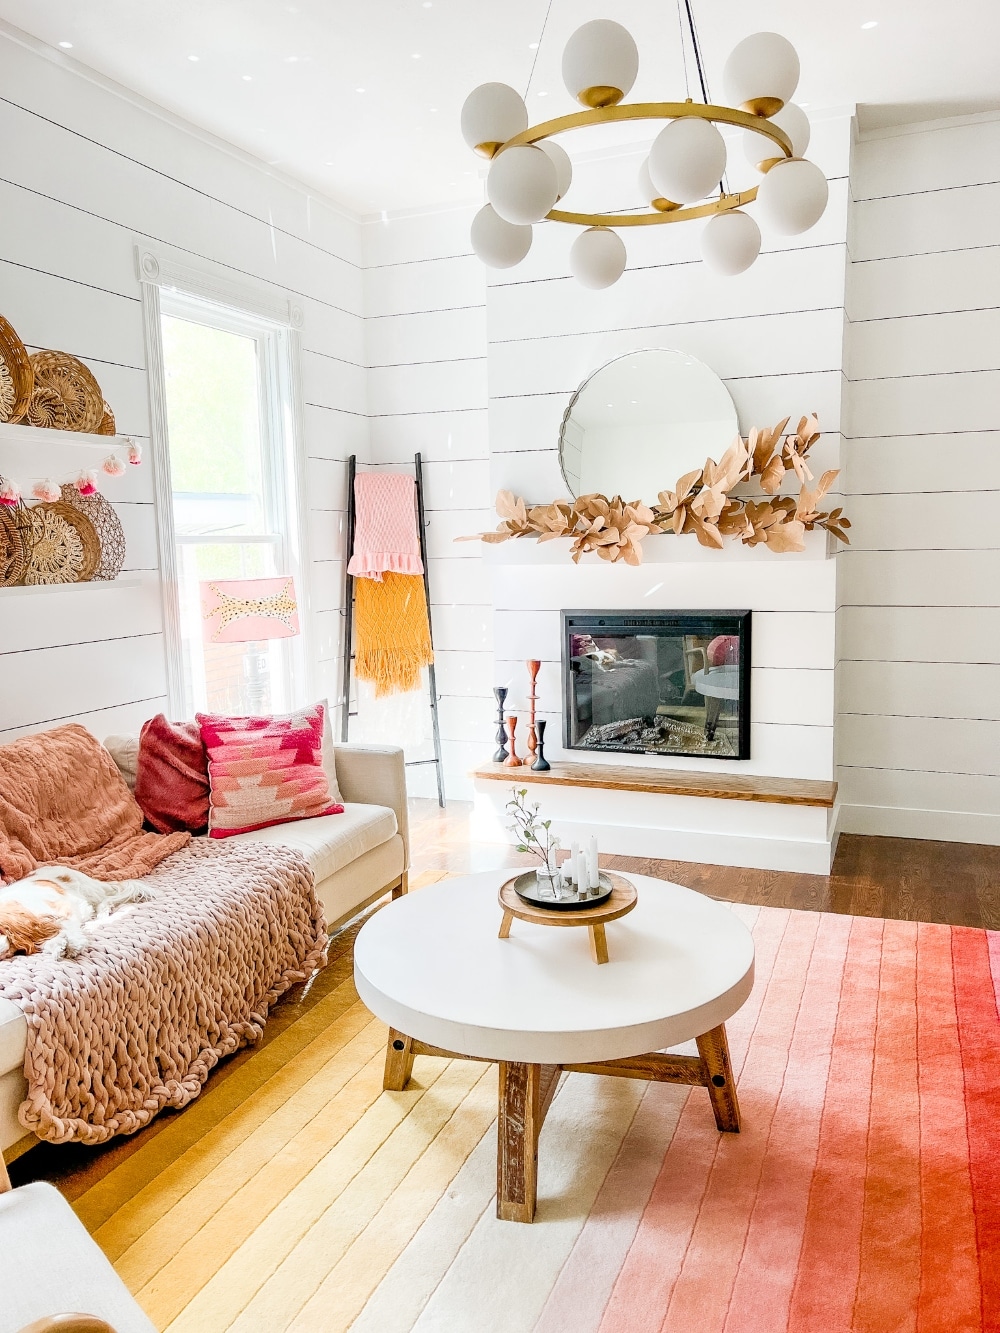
left=0, top=723, right=190, bottom=883
left=0, top=839, right=328, bottom=1144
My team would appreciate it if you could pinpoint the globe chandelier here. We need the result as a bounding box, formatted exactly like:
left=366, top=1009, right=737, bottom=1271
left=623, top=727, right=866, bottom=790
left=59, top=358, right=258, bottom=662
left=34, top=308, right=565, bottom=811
left=461, top=4, right=828, bottom=289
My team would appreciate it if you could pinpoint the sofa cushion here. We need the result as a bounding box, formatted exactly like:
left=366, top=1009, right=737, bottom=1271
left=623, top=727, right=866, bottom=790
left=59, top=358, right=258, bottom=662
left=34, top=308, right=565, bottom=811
left=225, top=803, right=397, bottom=886
left=0, top=997, right=25, bottom=1078
left=0, top=1181, right=157, bottom=1333
left=135, top=714, right=210, bottom=834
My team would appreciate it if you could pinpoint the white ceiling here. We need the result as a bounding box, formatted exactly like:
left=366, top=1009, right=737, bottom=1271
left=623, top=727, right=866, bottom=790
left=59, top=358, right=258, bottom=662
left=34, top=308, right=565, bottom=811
left=2, top=0, right=998, bottom=217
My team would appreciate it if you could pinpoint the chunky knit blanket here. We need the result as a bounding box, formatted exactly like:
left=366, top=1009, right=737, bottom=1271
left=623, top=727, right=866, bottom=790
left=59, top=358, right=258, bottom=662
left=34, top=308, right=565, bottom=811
left=0, top=839, right=328, bottom=1145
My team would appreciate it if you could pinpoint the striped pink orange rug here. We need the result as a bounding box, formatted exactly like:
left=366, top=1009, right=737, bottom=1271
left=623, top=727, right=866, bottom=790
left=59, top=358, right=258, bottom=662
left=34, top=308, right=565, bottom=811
left=348, top=904, right=1000, bottom=1333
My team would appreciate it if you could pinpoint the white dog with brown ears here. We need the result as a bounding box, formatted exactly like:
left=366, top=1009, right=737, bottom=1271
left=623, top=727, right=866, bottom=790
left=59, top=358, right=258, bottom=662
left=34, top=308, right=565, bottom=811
left=0, top=866, right=156, bottom=962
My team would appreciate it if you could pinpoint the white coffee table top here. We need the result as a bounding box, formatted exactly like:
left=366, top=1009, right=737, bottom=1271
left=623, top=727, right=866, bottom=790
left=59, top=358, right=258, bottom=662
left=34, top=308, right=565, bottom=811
left=354, top=871, right=755, bottom=1065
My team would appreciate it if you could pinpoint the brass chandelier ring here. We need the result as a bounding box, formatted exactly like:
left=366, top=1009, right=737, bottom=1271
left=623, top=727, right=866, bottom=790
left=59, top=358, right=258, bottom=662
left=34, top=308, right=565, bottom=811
left=500, top=101, right=794, bottom=229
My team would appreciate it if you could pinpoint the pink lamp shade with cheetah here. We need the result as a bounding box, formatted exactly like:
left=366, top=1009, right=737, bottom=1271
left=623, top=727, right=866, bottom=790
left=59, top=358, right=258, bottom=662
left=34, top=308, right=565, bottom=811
left=200, top=577, right=300, bottom=644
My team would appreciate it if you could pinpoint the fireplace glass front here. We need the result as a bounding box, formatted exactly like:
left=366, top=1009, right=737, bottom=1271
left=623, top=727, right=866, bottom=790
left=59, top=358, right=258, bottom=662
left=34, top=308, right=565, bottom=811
left=562, top=611, right=751, bottom=760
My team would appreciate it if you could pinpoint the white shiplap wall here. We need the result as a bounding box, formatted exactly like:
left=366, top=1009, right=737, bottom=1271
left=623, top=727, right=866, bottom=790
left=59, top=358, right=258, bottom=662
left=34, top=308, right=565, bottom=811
left=839, top=112, right=1000, bottom=844
left=485, top=114, right=853, bottom=796
left=0, top=28, right=365, bottom=744
left=361, top=207, right=492, bottom=800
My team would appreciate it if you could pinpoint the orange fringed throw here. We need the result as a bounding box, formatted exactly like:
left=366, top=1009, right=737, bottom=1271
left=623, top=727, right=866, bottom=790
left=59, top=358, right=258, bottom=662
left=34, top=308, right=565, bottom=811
left=353, top=572, right=434, bottom=696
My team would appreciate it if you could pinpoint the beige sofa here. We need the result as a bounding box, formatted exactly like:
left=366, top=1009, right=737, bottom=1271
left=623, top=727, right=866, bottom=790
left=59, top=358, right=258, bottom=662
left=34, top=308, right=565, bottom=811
left=0, top=736, right=409, bottom=1163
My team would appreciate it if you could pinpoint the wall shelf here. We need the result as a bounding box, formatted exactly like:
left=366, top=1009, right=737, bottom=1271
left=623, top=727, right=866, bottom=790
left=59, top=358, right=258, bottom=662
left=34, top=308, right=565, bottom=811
left=0, top=422, right=131, bottom=450
left=2, top=577, right=141, bottom=597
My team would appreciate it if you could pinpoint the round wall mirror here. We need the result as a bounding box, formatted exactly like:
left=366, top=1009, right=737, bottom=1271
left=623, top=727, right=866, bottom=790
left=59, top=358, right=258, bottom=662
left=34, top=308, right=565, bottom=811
left=558, top=349, right=738, bottom=505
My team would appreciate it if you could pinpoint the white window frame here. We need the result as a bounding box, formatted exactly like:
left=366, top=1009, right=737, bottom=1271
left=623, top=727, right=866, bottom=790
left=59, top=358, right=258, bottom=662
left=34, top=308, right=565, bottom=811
left=137, top=242, right=311, bottom=717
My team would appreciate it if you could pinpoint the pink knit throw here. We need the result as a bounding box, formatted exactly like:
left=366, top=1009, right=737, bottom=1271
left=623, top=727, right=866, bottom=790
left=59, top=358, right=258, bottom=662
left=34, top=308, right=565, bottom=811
left=346, top=473, right=424, bottom=582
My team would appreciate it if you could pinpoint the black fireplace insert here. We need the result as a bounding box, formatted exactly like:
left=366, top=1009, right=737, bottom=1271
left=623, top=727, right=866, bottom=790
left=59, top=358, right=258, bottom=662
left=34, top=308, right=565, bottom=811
left=562, top=610, right=751, bottom=760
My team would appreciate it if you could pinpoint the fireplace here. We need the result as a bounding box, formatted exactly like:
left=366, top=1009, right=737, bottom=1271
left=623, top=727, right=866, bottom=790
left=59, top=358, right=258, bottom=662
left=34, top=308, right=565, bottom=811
left=562, top=610, right=751, bottom=760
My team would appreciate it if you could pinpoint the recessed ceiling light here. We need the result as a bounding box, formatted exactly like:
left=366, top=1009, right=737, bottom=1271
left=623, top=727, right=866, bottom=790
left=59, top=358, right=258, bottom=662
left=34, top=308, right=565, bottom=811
left=285, top=55, right=299, bottom=62
left=861, top=20, right=878, bottom=28
left=356, top=86, right=366, bottom=93
left=537, top=90, right=548, bottom=97
left=188, top=54, right=199, bottom=62
left=528, top=42, right=538, bottom=50
left=412, top=52, right=421, bottom=59
left=58, top=40, right=73, bottom=49
left=242, top=74, right=252, bottom=81
left=430, top=106, right=439, bottom=112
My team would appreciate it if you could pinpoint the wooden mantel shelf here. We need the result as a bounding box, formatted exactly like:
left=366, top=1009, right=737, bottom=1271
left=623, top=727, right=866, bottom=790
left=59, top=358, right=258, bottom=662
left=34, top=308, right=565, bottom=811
left=472, top=761, right=837, bottom=809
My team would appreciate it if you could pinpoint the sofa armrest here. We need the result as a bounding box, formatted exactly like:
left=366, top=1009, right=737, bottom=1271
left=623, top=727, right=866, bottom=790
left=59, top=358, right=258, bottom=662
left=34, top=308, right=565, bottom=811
left=332, top=745, right=409, bottom=871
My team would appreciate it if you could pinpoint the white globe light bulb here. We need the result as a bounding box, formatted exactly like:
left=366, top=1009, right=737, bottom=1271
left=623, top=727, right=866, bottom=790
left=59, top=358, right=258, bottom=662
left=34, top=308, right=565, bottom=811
left=755, top=158, right=828, bottom=234
left=648, top=118, right=727, bottom=205
left=460, top=82, right=528, bottom=156
left=570, top=227, right=626, bottom=289
left=487, top=144, right=560, bottom=225
left=700, top=210, right=761, bottom=275
left=742, top=101, right=810, bottom=170
left=723, top=32, right=800, bottom=117
left=562, top=20, right=639, bottom=107
left=538, top=139, right=573, bottom=201
left=470, top=204, right=532, bottom=269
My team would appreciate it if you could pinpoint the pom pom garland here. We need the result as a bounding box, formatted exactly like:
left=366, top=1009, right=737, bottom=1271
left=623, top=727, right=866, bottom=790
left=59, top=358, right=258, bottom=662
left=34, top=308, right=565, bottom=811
left=75, top=470, right=99, bottom=496
left=102, top=453, right=126, bottom=477
left=31, top=479, right=61, bottom=502
left=126, top=439, right=143, bottom=466
left=0, top=479, right=21, bottom=507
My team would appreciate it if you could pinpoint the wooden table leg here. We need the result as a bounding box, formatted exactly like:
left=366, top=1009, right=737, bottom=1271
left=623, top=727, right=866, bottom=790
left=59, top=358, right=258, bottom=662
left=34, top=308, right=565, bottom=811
left=696, top=1023, right=740, bottom=1132
left=497, top=1062, right=561, bottom=1222
left=383, top=1029, right=415, bottom=1091
left=498, top=909, right=514, bottom=940
left=588, top=922, right=609, bottom=964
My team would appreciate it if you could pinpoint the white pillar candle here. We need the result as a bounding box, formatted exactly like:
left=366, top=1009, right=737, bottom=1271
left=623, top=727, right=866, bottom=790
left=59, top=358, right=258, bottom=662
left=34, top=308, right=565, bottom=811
left=587, top=835, right=599, bottom=889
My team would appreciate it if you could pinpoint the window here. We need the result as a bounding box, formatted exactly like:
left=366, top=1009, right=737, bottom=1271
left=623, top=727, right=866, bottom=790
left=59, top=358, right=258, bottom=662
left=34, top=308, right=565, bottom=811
left=155, top=289, right=304, bottom=717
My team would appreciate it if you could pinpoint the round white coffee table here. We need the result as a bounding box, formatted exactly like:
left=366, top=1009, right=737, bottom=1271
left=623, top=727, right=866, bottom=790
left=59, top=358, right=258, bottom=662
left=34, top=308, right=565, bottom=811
left=355, top=870, right=754, bottom=1222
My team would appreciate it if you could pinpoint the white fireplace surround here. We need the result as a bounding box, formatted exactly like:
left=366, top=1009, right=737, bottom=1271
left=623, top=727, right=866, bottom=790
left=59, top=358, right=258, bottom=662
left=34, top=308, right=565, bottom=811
left=472, top=532, right=840, bottom=874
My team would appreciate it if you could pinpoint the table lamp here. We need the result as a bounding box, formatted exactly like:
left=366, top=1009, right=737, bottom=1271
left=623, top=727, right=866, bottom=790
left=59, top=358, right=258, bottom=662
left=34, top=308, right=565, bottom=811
left=200, top=576, right=299, bottom=713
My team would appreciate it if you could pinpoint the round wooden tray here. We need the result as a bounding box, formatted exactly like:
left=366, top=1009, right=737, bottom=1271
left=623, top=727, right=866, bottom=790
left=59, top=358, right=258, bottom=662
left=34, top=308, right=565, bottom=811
left=498, top=871, right=637, bottom=964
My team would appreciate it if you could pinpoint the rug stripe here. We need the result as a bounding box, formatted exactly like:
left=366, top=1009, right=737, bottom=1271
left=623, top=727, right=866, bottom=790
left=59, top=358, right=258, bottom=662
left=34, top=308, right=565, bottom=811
left=952, top=926, right=1000, bottom=1332
left=158, top=1051, right=445, bottom=1332
left=410, top=1074, right=647, bottom=1333
left=721, top=910, right=852, bottom=1332
left=785, top=916, right=884, bottom=1331
left=851, top=919, right=922, bottom=1332
left=531, top=1083, right=690, bottom=1333
left=595, top=907, right=794, bottom=1332
left=915, top=922, right=981, bottom=1332
left=658, top=911, right=822, bottom=1332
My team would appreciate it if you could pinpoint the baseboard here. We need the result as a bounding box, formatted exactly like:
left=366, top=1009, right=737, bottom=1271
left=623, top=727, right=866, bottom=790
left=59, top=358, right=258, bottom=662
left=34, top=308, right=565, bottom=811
left=839, top=804, right=1000, bottom=846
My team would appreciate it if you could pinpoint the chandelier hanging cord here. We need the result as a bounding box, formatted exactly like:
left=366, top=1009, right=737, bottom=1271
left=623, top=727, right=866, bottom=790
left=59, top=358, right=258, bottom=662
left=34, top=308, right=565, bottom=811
left=523, top=0, right=556, bottom=101
left=681, top=0, right=729, bottom=197
left=674, top=0, right=691, bottom=101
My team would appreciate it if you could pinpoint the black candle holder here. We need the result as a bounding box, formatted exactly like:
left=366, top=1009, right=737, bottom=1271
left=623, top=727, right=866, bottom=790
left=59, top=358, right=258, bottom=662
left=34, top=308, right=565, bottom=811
left=493, top=686, right=509, bottom=763
left=531, top=717, right=551, bottom=771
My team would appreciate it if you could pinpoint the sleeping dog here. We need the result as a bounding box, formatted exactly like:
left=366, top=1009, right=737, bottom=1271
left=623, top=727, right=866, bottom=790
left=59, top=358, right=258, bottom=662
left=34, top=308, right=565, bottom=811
left=0, top=866, right=156, bottom=961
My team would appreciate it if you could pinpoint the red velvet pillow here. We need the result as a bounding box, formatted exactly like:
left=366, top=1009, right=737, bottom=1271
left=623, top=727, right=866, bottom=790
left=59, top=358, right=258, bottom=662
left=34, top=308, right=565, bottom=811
left=134, top=715, right=210, bottom=834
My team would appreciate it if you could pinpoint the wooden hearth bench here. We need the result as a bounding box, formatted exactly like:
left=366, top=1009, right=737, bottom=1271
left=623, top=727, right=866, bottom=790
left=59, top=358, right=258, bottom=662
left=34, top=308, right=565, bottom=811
left=472, top=760, right=837, bottom=808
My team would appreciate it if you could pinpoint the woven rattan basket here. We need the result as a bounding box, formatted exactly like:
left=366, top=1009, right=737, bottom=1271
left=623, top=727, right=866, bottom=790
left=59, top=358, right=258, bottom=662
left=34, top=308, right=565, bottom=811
left=26, top=384, right=70, bottom=430
left=23, top=500, right=100, bottom=584
left=60, top=483, right=127, bottom=581
left=0, top=502, right=30, bottom=587
left=0, top=315, right=32, bottom=424
left=97, top=401, right=116, bottom=435
left=28, top=350, right=105, bottom=434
